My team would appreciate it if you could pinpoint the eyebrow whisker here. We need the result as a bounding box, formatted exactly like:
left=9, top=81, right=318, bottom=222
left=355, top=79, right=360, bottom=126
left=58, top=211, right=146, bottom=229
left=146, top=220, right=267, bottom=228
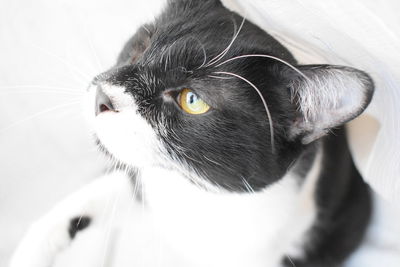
left=211, top=71, right=275, bottom=153
left=214, top=54, right=311, bottom=82
left=203, top=15, right=246, bottom=68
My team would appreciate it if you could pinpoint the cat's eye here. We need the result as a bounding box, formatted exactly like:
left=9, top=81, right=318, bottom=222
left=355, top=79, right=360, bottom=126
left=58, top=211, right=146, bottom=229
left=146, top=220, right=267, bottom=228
left=178, top=88, right=210, bottom=115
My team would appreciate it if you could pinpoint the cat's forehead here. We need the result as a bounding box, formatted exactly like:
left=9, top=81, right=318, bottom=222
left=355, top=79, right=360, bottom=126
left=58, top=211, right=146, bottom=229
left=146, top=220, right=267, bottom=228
left=135, top=13, right=295, bottom=74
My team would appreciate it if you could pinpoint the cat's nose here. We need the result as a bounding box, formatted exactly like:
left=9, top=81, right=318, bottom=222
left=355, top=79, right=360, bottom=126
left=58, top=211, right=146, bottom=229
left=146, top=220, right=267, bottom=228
left=95, top=86, right=116, bottom=115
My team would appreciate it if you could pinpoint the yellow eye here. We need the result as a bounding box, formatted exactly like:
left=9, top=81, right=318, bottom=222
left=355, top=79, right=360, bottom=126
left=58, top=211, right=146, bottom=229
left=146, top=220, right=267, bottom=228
left=178, top=88, right=210, bottom=114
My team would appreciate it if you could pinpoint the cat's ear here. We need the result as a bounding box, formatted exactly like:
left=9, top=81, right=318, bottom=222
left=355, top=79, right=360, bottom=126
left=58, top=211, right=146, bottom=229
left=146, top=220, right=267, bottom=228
left=287, top=65, right=374, bottom=144
left=116, top=24, right=155, bottom=65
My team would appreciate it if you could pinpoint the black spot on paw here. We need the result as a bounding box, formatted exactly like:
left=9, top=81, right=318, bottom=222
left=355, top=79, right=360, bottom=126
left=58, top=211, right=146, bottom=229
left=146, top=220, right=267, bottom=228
left=68, top=216, right=91, bottom=239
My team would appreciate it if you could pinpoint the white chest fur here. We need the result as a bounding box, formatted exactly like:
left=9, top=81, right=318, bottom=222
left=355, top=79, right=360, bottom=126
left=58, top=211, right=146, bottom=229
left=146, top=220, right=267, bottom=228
left=140, top=160, right=320, bottom=267
left=10, top=157, right=321, bottom=267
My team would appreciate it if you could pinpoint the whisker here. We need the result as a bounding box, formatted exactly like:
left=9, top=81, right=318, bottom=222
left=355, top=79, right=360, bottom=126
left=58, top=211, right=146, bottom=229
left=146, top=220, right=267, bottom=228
left=124, top=167, right=147, bottom=265
left=133, top=171, right=141, bottom=200
left=286, top=255, right=297, bottom=267
left=0, top=100, right=81, bottom=134
left=204, top=155, right=223, bottom=166
left=159, top=39, right=179, bottom=72
left=0, top=85, right=84, bottom=92
left=215, top=54, right=311, bottom=81
left=203, top=16, right=239, bottom=67
left=212, top=71, right=275, bottom=153
left=50, top=107, right=83, bottom=119
left=29, top=44, right=92, bottom=82
left=204, top=15, right=246, bottom=68
left=83, top=19, right=103, bottom=72
left=207, top=75, right=234, bottom=80
left=188, top=37, right=207, bottom=69
left=241, top=176, right=255, bottom=193
left=141, top=174, right=146, bottom=213
left=0, top=90, right=82, bottom=96
left=101, top=192, right=120, bottom=267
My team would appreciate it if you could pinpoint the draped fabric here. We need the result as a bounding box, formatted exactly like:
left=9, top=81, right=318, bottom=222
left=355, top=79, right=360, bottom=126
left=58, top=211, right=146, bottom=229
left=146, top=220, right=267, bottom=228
left=224, top=0, right=400, bottom=203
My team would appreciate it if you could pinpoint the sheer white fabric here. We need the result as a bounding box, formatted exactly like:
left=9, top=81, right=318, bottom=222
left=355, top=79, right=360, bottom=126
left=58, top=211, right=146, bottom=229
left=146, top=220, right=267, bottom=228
left=225, top=0, right=400, bottom=203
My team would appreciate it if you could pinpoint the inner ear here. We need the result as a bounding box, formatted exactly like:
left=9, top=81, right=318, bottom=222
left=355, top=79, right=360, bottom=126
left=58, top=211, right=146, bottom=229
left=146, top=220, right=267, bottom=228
left=287, top=65, right=374, bottom=144
left=116, top=24, right=154, bottom=65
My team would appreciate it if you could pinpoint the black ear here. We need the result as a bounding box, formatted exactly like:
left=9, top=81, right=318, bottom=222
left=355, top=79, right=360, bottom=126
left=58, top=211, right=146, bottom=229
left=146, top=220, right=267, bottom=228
left=116, top=24, right=155, bottom=65
left=288, top=65, right=374, bottom=144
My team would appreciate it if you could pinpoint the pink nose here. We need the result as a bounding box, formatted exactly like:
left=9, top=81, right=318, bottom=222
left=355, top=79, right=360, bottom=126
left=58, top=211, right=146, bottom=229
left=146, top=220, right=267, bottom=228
left=95, top=86, right=115, bottom=116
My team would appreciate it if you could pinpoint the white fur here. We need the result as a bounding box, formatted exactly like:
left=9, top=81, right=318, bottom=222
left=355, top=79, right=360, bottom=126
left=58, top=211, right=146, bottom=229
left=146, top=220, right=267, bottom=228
left=10, top=82, right=324, bottom=266
left=9, top=172, right=134, bottom=267
left=290, top=68, right=371, bottom=144
left=10, top=165, right=321, bottom=267
left=141, top=165, right=317, bottom=267
left=298, top=69, right=368, bottom=125
left=86, top=83, right=164, bottom=168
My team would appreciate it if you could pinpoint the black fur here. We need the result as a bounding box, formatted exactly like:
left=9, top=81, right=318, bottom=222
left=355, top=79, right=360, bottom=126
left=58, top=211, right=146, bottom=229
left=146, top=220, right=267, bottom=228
left=68, top=216, right=91, bottom=239
left=283, top=128, right=372, bottom=267
left=96, top=0, right=303, bottom=191
left=92, top=0, right=373, bottom=265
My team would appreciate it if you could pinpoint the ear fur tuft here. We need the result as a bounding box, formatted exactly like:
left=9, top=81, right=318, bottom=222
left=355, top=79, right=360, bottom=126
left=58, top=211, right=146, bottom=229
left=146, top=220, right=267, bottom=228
left=288, top=65, right=374, bottom=144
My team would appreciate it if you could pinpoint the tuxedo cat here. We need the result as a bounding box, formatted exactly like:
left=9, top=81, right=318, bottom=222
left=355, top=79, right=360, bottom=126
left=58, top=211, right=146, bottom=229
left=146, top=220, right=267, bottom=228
left=10, top=0, right=374, bottom=266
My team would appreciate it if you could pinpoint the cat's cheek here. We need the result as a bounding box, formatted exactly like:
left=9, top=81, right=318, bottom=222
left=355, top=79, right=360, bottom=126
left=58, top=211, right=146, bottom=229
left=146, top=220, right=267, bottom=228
left=92, top=109, right=162, bottom=168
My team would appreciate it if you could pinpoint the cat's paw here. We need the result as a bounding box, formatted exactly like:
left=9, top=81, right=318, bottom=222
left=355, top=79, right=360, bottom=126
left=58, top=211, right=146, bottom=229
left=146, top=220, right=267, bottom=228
left=10, top=215, right=92, bottom=267
left=9, top=171, right=134, bottom=267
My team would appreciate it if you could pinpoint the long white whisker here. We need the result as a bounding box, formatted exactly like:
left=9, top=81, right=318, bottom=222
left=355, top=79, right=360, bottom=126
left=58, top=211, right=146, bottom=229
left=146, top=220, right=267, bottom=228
left=215, top=54, right=311, bottom=81
left=83, top=18, right=103, bottom=72
left=0, top=100, right=81, bottom=134
left=286, top=255, right=297, bottom=267
left=204, top=155, right=223, bottom=166
left=189, top=37, right=208, bottom=69
left=204, top=16, right=239, bottom=67
left=127, top=169, right=147, bottom=266
left=212, top=71, right=275, bottom=153
left=241, top=176, right=255, bottom=193
left=204, top=15, right=246, bottom=67
left=30, top=44, right=92, bottom=82
left=101, top=193, right=120, bottom=267
left=160, top=39, right=179, bottom=71
left=0, top=90, right=82, bottom=96
left=141, top=174, right=145, bottom=213
left=0, top=85, right=83, bottom=92
left=50, top=108, right=83, bottom=119
left=207, top=75, right=234, bottom=80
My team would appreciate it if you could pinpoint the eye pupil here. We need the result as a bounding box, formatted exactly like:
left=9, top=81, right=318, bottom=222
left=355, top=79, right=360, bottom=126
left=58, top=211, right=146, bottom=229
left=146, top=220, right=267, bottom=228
left=179, top=88, right=210, bottom=115
left=188, top=93, right=197, bottom=104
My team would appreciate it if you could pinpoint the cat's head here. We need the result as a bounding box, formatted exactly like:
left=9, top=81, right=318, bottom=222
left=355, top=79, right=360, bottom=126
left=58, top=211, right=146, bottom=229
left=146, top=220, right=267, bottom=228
left=87, top=0, right=374, bottom=192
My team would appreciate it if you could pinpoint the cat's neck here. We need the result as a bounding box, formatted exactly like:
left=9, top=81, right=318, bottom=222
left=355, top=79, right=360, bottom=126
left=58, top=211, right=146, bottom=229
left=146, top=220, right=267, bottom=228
left=136, top=147, right=322, bottom=267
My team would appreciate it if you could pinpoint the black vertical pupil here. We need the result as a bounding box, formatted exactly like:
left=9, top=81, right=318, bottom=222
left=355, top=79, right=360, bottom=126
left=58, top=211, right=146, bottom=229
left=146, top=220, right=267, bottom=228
left=189, top=94, right=195, bottom=104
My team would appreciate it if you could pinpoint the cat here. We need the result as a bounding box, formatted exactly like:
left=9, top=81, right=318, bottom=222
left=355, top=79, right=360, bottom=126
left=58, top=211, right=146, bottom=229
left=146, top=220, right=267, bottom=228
left=10, top=0, right=374, bottom=266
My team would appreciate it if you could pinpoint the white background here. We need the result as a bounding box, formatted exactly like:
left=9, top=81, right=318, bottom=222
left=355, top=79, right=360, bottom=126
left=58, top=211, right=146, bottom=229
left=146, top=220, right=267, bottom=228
left=0, top=0, right=165, bottom=265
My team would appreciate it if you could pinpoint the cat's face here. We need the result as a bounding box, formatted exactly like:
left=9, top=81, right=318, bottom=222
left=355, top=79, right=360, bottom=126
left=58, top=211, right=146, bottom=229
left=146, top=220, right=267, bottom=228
left=87, top=0, right=373, bottom=192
